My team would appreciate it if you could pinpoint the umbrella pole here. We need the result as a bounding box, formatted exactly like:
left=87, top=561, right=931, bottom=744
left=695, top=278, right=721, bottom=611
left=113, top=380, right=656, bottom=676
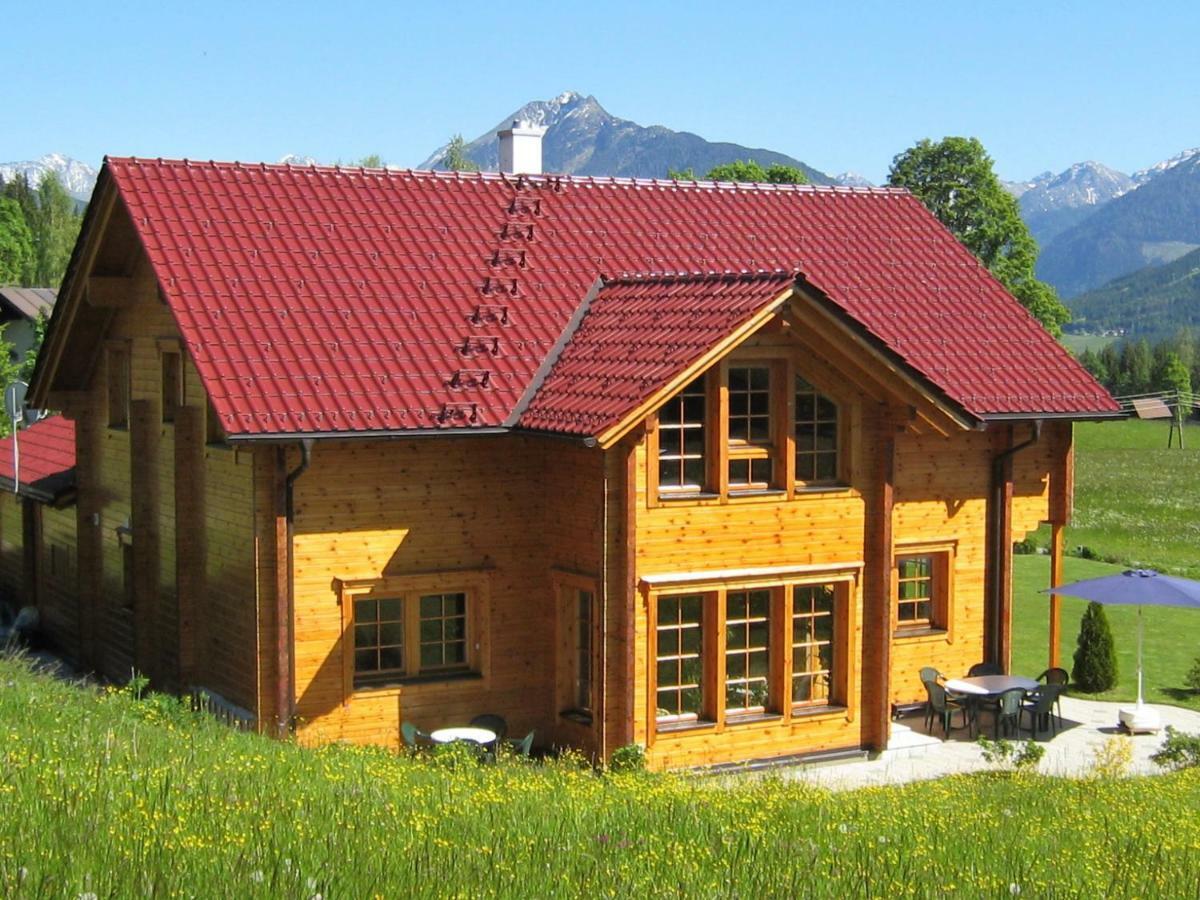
left=1136, top=606, right=1144, bottom=708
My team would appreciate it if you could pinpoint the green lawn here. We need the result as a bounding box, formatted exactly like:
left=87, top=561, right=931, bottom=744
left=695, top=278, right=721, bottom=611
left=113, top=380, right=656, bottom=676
left=1012, top=554, right=1200, bottom=710
left=1030, top=419, right=1200, bottom=578
left=1059, top=332, right=1117, bottom=355
left=3, top=654, right=1200, bottom=896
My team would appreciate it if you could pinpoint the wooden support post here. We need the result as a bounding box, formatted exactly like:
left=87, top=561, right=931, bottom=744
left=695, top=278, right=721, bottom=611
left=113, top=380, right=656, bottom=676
left=863, top=410, right=895, bottom=751
left=274, top=446, right=292, bottom=737
left=1049, top=522, right=1065, bottom=669
left=74, top=411, right=103, bottom=670
left=174, top=405, right=205, bottom=687
left=129, top=399, right=160, bottom=684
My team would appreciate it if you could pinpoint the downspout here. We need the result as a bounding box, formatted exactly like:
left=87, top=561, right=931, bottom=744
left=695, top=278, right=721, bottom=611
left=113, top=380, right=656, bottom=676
left=277, top=439, right=314, bottom=736
left=986, top=421, right=1041, bottom=668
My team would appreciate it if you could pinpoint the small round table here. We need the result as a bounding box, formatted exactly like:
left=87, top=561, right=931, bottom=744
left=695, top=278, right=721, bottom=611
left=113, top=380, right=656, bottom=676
left=943, top=674, right=1040, bottom=696
left=430, top=726, right=496, bottom=745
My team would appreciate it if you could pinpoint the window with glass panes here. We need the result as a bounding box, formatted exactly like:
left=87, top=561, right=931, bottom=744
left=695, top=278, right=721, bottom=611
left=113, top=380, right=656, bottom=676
left=574, top=590, right=594, bottom=712
left=354, top=597, right=405, bottom=680
left=794, top=376, right=839, bottom=483
left=657, top=377, right=707, bottom=491
left=792, top=584, right=835, bottom=705
left=419, top=592, right=468, bottom=670
left=896, top=555, right=935, bottom=625
left=655, top=594, right=704, bottom=722
left=727, top=366, right=773, bottom=488
left=725, top=589, right=771, bottom=713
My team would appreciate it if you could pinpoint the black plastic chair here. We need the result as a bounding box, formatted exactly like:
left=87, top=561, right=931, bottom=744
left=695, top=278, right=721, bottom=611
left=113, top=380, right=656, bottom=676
left=1022, top=686, right=1062, bottom=738
left=924, top=681, right=971, bottom=738
left=469, top=714, right=508, bottom=754
left=968, top=662, right=1003, bottom=677
left=994, top=688, right=1025, bottom=739
left=919, top=669, right=943, bottom=731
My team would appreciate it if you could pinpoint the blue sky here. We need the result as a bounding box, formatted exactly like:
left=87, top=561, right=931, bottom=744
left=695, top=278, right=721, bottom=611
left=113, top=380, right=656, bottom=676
left=9, top=0, right=1199, bottom=182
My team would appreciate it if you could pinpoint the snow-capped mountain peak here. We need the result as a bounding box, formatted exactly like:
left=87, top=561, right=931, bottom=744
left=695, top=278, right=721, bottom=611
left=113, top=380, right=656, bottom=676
left=1133, top=148, right=1200, bottom=185
left=834, top=172, right=874, bottom=188
left=0, top=153, right=98, bottom=199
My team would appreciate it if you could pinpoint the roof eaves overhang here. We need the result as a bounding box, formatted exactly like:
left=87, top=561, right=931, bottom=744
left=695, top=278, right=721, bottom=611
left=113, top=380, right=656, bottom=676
left=980, top=410, right=1127, bottom=423
left=593, top=284, right=796, bottom=450
left=789, top=275, right=982, bottom=433
left=0, top=472, right=77, bottom=506
left=225, top=426, right=514, bottom=445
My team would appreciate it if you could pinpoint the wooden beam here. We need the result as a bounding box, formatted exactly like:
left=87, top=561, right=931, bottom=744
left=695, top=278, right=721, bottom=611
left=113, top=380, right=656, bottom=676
left=863, top=407, right=896, bottom=751
left=174, top=404, right=206, bottom=687
left=86, top=275, right=158, bottom=308
left=1049, top=522, right=1065, bottom=669
left=129, top=398, right=161, bottom=684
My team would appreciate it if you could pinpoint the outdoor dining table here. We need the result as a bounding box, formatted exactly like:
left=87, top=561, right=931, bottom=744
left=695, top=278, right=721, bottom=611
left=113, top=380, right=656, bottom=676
left=942, top=674, right=1041, bottom=697
left=429, top=726, right=496, bottom=745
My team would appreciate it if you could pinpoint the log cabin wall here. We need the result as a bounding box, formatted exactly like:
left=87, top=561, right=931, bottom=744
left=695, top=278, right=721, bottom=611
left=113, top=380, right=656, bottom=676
left=286, top=434, right=603, bottom=752
left=48, top=211, right=260, bottom=712
left=0, top=494, right=22, bottom=606
left=36, top=503, right=79, bottom=656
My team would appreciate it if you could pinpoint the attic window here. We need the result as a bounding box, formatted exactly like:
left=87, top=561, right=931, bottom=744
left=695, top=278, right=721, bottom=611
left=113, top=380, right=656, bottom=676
left=107, top=345, right=130, bottom=429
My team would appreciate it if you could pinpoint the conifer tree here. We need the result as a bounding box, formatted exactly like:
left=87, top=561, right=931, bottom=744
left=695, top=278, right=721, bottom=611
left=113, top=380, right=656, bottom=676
left=1072, top=601, right=1118, bottom=692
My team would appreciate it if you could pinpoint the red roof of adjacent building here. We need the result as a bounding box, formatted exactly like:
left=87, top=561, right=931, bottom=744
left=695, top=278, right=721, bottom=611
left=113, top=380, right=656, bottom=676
left=520, top=271, right=795, bottom=436
left=0, top=415, right=75, bottom=501
left=96, top=158, right=1117, bottom=439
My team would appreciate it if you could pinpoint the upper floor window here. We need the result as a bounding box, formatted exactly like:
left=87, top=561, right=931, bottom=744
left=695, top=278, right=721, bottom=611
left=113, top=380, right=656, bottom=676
left=657, top=377, right=706, bottom=492
left=107, top=345, right=129, bottom=429
left=727, top=366, right=773, bottom=490
left=794, top=376, right=839, bottom=485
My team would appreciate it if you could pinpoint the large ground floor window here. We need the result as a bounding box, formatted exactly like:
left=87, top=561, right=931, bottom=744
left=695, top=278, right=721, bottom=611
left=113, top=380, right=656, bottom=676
left=651, top=571, right=855, bottom=731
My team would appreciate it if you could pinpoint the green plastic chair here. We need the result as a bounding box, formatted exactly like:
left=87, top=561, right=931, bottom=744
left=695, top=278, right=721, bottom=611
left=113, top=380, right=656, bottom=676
left=924, top=682, right=971, bottom=738
left=401, top=721, right=433, bottom=749
left=507, top=730, right=535, bottom=757
left=1022, top=685, right=1062, bottom=738
left=994, top=688, right=1024, bottom=739
left=1037, top=668, right=1069, bottom=721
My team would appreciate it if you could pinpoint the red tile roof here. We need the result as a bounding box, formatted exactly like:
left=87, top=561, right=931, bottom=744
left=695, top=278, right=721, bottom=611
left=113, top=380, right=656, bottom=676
left=0, top=415, right=75, bottom=500
left=97, top=159, right=1117, bottom=438
left=520, top=271, right=795, bottom=435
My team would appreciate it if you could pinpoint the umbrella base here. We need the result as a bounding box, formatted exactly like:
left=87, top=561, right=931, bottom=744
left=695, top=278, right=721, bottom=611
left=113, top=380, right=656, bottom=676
left=1119, top=705, right=1161, bottom=734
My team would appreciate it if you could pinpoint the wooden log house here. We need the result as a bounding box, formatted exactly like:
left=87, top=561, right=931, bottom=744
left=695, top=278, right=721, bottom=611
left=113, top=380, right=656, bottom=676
left=29, top=157, right=1120, bottom=768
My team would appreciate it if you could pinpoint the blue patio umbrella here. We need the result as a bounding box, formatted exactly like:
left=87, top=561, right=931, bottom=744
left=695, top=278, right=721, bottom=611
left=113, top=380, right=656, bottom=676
left=1044, top=569, right=1200, bottom=731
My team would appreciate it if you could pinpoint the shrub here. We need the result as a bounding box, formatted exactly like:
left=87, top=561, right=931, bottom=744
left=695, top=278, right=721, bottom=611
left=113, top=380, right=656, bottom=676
left=1013, top=537, right=1038, bottom=555
left=1075, top=545, right=1100, bottom=561
left=609, top=742, right=647, bottom=773
left=1090, top=736, right=1133, bottom=779
left=1072, top=601, right=1118, bottom=692
left=976, top=736, right=1045, bottom=771
left=1185, top=657, right=1200, bottom=694
left=1150, top=726, right=1200, bottom=770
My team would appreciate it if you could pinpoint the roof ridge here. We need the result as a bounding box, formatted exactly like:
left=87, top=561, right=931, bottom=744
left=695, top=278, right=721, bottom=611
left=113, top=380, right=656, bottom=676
left=606, top=269, right=798, bottom=286
left=104, top=156, right=910, bottom=196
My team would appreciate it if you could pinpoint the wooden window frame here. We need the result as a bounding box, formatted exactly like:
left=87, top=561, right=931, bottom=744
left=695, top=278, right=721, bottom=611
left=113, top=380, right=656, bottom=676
left=894, top=540, right=956, bottom=638
left=106, top=342, right=130, bottom=430
left=647, top=566, right=858, bottom=736
left=647, top=352, right=852, bottom=505
left=552, top=570, right=599, bottom=724
left=335, top=571, right=490, bottom=696
left=655, top=374, right=709, bottom=496
left=793, top=374, right=844, bottom=488
left=158, top=339, right=184, bottom=425
left=790, top=582, right=843, bottom=711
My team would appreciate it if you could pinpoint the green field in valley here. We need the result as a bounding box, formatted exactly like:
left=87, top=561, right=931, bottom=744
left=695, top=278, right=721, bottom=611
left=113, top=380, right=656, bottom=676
left=1013, top=418, right=1200, bottom=707
left=1059, top=332, right=1118, bottom=355
left=2, top=655, right=1199, bottom=897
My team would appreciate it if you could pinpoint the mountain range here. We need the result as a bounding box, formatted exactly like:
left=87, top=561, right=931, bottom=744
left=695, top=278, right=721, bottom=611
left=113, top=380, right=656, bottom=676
left=419, top=91, right=836, bottom=184
left=7, top=93, right=1200, bottom=334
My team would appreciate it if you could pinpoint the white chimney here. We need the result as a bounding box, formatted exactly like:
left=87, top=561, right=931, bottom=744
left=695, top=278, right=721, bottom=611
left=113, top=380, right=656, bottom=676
left=497, top=120, right=548, bottom=175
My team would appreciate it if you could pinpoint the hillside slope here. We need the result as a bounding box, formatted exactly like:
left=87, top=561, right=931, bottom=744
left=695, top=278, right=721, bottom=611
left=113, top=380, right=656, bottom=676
left=1037, top=155, right=1200, bottom=298
left=1068, top=245, right=1200, bottom=335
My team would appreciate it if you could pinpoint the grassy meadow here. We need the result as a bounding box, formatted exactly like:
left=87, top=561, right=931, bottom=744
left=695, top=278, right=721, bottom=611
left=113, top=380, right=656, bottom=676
left=2, top=654, right=1200, bottom=898
left=1012, top=417, right=1200, bottom=707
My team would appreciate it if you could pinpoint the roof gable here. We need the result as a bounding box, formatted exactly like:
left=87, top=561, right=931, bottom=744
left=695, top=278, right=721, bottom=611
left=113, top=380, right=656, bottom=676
left=43, top=159, right=1117, bottom=439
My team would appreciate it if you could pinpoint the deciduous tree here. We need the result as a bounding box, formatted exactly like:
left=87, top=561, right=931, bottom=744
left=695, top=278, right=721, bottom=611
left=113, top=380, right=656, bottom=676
left=888, top=137, right=1070, bottom=336
left=440, top=135, right=479, bottom=172
left=0, top=197, right=34, bottom=285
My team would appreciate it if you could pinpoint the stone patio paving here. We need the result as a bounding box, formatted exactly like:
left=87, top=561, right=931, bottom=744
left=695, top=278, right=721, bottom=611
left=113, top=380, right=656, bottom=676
left=785, top=696, right=1200, bottom=790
